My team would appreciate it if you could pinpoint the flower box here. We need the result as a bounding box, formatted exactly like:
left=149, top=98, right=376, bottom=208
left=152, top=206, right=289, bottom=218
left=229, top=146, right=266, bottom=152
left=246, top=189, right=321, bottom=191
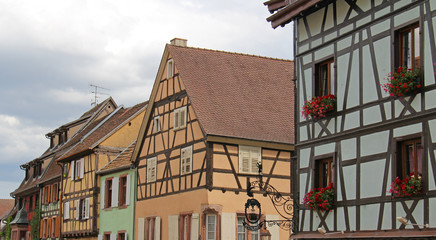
left=302, top=183, right=334, bottom=212
left=302, top=94, right=336, bottom=120
left=389, top=173, right=423, bottom=198
left=382, top=67, right=421, bottom=97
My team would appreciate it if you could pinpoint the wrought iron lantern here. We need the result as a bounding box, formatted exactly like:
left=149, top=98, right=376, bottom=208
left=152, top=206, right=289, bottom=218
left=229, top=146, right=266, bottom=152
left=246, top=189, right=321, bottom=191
left=243, top=162, right=296, bottom=233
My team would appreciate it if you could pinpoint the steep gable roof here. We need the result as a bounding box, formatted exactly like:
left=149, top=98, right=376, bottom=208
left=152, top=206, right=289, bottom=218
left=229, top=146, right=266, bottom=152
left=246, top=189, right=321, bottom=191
left=132, top=41, right=294, bottom=163
left=97, top=141, right=136, bottom=175
left=0, top=199, right=14, bottom=219
left=56, top=101, right=147, bottom=162
left=167, top=45, right=294, bottom=144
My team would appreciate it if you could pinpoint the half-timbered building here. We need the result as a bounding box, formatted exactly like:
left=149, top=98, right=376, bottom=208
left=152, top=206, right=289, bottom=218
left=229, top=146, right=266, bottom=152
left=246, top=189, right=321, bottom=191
left=132, top=38, right=295, bottom=240
left=10, top=97, right=119, bottom=240
left=265, top=0, right=436, bottom=238
left=56, top=101, right=146, bottom=240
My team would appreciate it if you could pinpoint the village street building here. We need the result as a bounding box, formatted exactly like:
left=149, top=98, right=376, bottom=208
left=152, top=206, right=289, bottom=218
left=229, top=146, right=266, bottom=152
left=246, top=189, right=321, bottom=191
left=131, top=38, right=295, bottom=240
left=265, top=0, right=436, bottom=239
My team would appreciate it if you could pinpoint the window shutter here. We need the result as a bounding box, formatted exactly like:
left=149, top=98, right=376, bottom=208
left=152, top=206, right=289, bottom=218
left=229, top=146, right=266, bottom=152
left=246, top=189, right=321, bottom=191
left=112, top=177, right=119, bottom=207
left=154, top=217, right=161, bottom=240
left=191, top=214, right=199, bottom=240
left=240, top=150, right=250, bottom=173
left=39, top=220, right=43, bottom=238
left=79, top=158, right=85, bottom=179
left=110, top=233, right=116, bottom=240
left=124, top=233, right=128, bottom=240
left=64, top=202, right=70, bottom=219
left=47, top=218, right=51, bottom=238
left=126, top=174, right=131, bottom=206
left=85, top=198, right=90, bottom=219
left=70, top=162, right=75, bottom=180
left=174, top=111, right=180, bottom=129
left=55, top=217, right=60, bottom=237
left=76, top=200, right=80, bottom=220
left=180, top=109, right=185, bottom=127
left=98, top=235, right=103, bottom=240
left=186, top=147, right=191, bottom=173
left=138, top=218, right=145, bottom=240
left=101, top=180, right=105, bottom=209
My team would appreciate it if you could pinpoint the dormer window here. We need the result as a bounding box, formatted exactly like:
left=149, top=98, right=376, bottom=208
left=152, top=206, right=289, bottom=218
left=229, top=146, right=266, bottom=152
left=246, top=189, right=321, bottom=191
left=167, top=59, right=174, bottom=78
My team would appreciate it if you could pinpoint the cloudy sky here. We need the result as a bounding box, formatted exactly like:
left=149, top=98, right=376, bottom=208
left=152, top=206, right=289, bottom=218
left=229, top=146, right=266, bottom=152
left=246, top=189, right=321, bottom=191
left=0, top=0, right=293, bottom=199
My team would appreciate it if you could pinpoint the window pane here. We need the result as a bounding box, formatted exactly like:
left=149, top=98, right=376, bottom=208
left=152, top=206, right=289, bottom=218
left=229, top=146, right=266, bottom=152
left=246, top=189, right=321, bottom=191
left=413, top=27, right=420, bottom=68
left=417, top=143, right=423, bottom=175
left=251, top=230, right=259, bottom=240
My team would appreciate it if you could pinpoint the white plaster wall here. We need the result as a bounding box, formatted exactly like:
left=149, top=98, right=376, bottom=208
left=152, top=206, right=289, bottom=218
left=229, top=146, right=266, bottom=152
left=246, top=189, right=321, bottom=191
left=300, top=173, right=308, bottom=203
left=363, top=105, right=382, bottom=126
left=384, top=102, right=392, bottom=120
left=337, top=53, right=350, bottom=112
left=362, top=45, right=378, bottom=104
left=341, top=138, right=356, bottom=160
left=314, top=45, right=334, bottom=61
left=342, top=165, right=357, bottom=200
left=431, top=0, right=436, bottom=11
left=360, top=204, right=380, bottom=230
left=299, top=126, right=308, bottom=142
left=343, top=111, right=360, bottom=131
left=221, top=213, right=235, bottom=240
left=336, top=0, right=349, bottom=23
left=265, top=215, right=280, bottom=240
left=337, top=36, right=352, bottom=52
left=394, top=6, right=419, bottom=27
left=306, top=8, right=324, bottom=36
left=324, top=5, right=334, bottom=31
left=429, top=119, right=436, bottom=144
left=381, top=202, right=392, bottom=230
left=370, top=19, right=390, bottom=36
left=356, top=15, right=371, bottom=28
left=374, top=37, right=391, bottom=98
left=425, top=89, right=436, bottom=110
left=327, top=119, right=335, bottom=136
left=298, top=19, right=308, bottom=41
left=299, top=148, right=311, bottom=169
left=360, top=131, right=389, bottom=156
left=324, top=32, right=337, bottom=42
left=430, top=198, right=436, bottom=226
left=393, top=123, right=421, bottom=137
left=425, top=18, right=436, bottom=87
left=375, top=6, right=391, bottom=19
left=396, top=200, right=424, bottom=229
left=346, top=49, right=360, bottom=108
left=348, top=206, right=357, bottom=231
left=314, top=143, right=335, bottom=156
left=361, top=159, right=386, bottom=198
left=336, top=207, right=346, bottom=231
left=301, top=210, right=310, bottom=231
left=429, top=151, right=436, bottom=191
left=304, top=68, right=313, bottom=100
left=302, top=54, right=312, bottom=66
left=410, top=94, right=422, bottom=112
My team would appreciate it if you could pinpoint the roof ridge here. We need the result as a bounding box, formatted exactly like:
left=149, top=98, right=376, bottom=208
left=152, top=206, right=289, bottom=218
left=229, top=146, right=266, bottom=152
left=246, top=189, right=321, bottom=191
left=168, top=44, right=293, bottom=62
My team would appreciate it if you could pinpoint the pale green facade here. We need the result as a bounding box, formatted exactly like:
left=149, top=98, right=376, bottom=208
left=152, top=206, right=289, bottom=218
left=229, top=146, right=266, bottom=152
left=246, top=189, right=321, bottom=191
left=99, top=169, right=135, bottom=240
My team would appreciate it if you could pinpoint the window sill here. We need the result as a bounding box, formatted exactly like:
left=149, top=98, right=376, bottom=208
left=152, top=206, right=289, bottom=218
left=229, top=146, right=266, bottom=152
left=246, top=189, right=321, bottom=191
left=118, top=205, right=128, bottom=210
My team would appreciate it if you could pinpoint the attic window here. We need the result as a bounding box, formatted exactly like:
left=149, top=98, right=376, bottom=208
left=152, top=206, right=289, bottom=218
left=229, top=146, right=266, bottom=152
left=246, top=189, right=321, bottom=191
left=167, top=59, right=174, bottom=78
left=153, top=116, right=161, bottom=133
left=174, top=106, right=187, bottom=130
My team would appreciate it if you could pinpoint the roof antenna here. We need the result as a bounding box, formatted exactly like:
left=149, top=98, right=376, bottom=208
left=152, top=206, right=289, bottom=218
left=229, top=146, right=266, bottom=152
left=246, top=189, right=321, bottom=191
left=90, top=84, right=110, bottom=106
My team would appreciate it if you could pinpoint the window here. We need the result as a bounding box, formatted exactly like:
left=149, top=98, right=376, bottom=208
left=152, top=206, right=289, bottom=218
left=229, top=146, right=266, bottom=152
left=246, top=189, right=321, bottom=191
left=28, top=195, right=33, bottom=211
left=145, top=216, right=160, bottom=240
left=105, top=178, right=113, bottom=208
left=42, top=219, right=47, bottom=238
left=117, top=232, right=126, bottom=240
left=237, top=216, right=260, bottom=240
left=147, top=157, right=157, bottom=183
left=315, top=59, right=335, bottom=97
left=43, top=186, right=49, bottom=204
left=153, top=116, right=161, bottom=133
left=51, top=217, right=56, bottom=238
left=167, top=59, right=174, bottom=78
left=174, top=107, right=187, bottom=129
left=239, top=146, right=261, bottom=174
left=180, top=146, right=192, bottom=175
left=76, top=198, right=90, bottom=220
left=206, top=215, right=216, bottom=240
left=119, top=175, right=127, bottom=206
left=104, top=233, right=111, bottom=240
left=71, top=158, right=84, bottom=180
left=397, top=138, right=423, bottom=179
left=179, top=214, right=191, bottom=240
left=315, top=157, right=333, bottom=188
left=396, top=23, right=420, bottom=70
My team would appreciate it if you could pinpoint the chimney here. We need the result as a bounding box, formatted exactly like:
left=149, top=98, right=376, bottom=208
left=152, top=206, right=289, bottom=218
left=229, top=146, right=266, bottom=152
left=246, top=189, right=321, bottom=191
left=170, top=38, right=188, bottom=47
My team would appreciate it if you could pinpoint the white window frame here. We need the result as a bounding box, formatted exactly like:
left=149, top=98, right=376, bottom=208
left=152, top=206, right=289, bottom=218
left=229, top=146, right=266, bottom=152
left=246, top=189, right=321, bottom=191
left=180, top=146, right=193, bottom=175
left=147, top=157, right=157, bottom=183
left=167, top=59, right=174, bottom=78
left=238, top=146, right=261, bottom=174
left=71, top=158, right=84, bottom=180
left=237, top=216, right=246, bottom=240
left=153, top=116, right=161, bottom=133
left=206, top=214, right=216, bottom=240
left=63, top=201, right=70, bottom=219
left=174, top=106, right=187, bottom=130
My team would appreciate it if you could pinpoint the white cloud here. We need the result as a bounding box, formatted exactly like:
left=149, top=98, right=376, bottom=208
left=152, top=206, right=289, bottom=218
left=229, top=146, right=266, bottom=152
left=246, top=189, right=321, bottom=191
left=0, top=114, right=49, bottom=164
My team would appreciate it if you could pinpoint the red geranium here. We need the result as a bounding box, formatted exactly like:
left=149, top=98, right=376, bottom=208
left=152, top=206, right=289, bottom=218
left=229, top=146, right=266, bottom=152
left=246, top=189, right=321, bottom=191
left=302, top=183, right=334, bottom=212
left=382, top=67, right=420, bottom=97
left=389, top=173, right=423, bottom=198
left=302, top=94, right=336, bottom=120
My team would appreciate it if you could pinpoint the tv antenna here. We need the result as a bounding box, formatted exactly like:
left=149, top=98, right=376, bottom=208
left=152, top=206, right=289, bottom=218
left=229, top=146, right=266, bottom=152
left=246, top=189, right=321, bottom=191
left=90, top=84, right=110, bottom=106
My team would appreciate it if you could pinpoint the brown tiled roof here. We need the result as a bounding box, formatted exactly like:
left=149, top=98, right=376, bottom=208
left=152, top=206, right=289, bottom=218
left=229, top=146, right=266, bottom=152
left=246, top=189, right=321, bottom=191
left=56, top=101, right=147, bottom=162
left=97, top=141, right=136, bottom=174
left=0, top=199, right=14, bottom=219
left=265, top=0, right=322, bottom=28
left=168, top=45, right=294, bottom=144
left=37, top=157, right=61, bottom=184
